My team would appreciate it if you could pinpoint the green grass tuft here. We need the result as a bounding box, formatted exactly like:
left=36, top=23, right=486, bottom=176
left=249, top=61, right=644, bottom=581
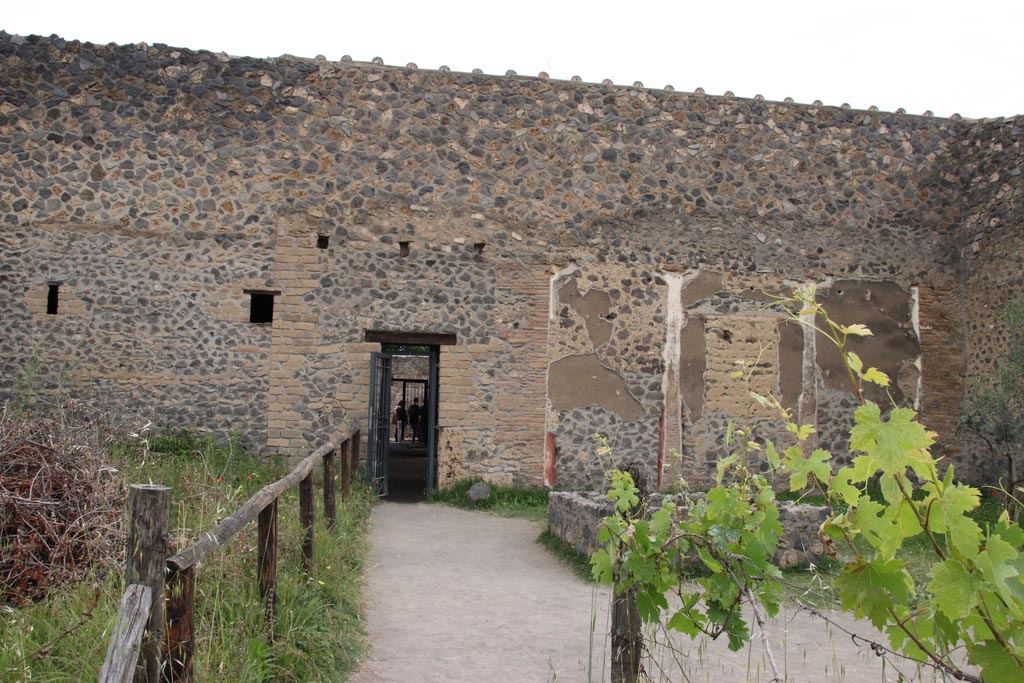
left=426, top=478, right=550, bottom=521
left=537, top=530, right=596, bottom=583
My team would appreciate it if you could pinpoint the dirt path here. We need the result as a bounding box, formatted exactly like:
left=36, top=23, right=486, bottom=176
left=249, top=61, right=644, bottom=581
left=350, top=502, right=942, bottom=683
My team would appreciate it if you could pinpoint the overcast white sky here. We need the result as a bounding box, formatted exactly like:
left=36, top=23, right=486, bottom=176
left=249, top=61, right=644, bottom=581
left=4, top=0, right=1022, bottom=119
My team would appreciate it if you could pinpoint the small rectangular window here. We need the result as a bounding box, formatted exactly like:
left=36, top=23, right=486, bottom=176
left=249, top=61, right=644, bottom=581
left=245, top=289, right=280, bottom=324
left=317, top=235, right=330, bottom=249
left=46, top=283, right=60, bottom=315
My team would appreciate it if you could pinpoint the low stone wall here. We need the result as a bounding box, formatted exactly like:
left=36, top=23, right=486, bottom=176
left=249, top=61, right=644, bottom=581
left=548, top=491, right=827, bottom=570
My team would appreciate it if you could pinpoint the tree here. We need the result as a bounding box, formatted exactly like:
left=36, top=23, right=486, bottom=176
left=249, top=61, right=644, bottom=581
left=960, top=292, right=1024, bottom=515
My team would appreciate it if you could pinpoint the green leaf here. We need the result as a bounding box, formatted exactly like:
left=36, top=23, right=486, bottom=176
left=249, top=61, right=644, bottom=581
left=607, top=470, right=640, bottom=513
left=787, top=448, right=832, bottom=491
left=836, top=557, right=914, bottom=630
left=861, top=367, right=891, bottom=387
left=830, top=467, right=861, bottom=506
left=796, top=423, right=816, bottom=441
left=847, top=351, right=864, bottom=374
left=765, top=441, right=781, bottom=469
left=975, top=535, right=1022, bottom=607
left=697, top=546, right=723, bottom=574
left=928, top=559, right=980, bottom=620
left=932, top=483, right=982, bottom=559
left=667, top=599, right=705, bottom=637
left=591, top=548, right=613, bottom=584
left=849, top=403, right=936, bottom=475
left=841, top=323, right=873, bottom=337
left=749, top=391, right=774, bottom=410
left=636, top=586, right=669, bottom=622
left=851, top=498, right=905, bottom=559
left=969, top=640, right=1024, bottom=683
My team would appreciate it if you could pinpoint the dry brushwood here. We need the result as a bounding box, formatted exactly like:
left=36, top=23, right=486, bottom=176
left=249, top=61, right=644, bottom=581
left=0, top=400, right=128, bottom=604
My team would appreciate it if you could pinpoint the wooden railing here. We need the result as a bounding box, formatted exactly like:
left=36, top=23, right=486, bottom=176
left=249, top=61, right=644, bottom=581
left=98, top=428, right=361, bottom=683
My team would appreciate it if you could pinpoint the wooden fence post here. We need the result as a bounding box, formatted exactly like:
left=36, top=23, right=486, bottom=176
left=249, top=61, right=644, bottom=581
left=125, top=484, right=171, bottom=683
left=99, top=584, right=153, bottom=683
left=164, top=566, right=194, bottom=683
left=323, top=447, right=337, bottom=531
left=299, top=473, right=314, bottom=571
left=610, top=463, right=649, bottom=683
left=340, top=439, right=351, bottom=500
left=257, top=499, right=278, bottom=626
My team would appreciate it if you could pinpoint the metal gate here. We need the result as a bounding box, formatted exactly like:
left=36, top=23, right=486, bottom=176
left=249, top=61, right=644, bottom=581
left=366, top=352, right=392, bottom=496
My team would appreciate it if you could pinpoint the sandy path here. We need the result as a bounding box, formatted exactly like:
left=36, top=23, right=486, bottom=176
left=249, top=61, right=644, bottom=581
left=350, top=502, right=947, bottom=683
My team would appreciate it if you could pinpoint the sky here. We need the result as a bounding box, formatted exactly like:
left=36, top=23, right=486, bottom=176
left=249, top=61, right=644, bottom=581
left=3, top=0, right=1022, bottom=119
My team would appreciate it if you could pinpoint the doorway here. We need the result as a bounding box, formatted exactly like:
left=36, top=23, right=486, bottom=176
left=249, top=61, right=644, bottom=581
left=377, top=343, right=439, bottom=502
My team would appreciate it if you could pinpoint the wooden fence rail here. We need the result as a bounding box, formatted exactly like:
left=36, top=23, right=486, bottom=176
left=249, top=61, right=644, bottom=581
left=99, top=427, right=361, bottom=683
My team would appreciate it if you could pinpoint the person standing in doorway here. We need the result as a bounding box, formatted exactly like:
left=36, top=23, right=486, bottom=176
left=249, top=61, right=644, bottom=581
left=395, top=400, right=407, bottom=441
left=408, top=397, right=421, bottom=442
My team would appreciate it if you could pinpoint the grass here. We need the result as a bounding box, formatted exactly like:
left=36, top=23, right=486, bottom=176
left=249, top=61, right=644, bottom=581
left=426, top=477, right=550, bottom=521
left=0, top=430, right=372, bottom=682
left=538, top=530, right=596, bottom=582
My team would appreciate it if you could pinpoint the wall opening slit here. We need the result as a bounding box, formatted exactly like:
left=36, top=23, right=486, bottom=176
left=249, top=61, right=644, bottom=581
left=245, top=289, right=280, bottom=324
left=46, top=282, right=61, bottom=315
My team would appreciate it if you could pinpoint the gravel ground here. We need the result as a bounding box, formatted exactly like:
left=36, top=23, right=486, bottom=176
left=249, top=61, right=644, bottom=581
left=350, top=502, right=956, bottom=683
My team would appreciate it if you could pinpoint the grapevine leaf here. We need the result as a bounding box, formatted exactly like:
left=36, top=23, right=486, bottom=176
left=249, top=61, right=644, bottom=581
left=697, top=546, right=723, bottom=574
left=928, top=559, right=980, bottom=620
left=847, top=351, right=864, bottom=374
left=667, top=601, right=705, bottom=637
left=861, top=367, right=891, bottom=387
left=836, top=557, right=914, bottom=630
left=636, top=586, right=668, bottom=622
left=830, top=467, right=861, bottom=507
left=787, top=448, right=832, bottom=491
left=849, top=403, right=935, bottom=475
left=852, top=498, right=904, bottom=559
left=591, top=548, right=613, bottom=584
left=934, top=483, right=982, bottom=559
left=765, top=440, right=780, bottom=469
left=969, top=640, right=1024, bottom=683
left=607, top=471, right=640, bottom=513
left=624, top=551, right=657, bottom=583
left=842, top=323, right=873, bottom=337
left=975, top=535, right=1021, bottom=607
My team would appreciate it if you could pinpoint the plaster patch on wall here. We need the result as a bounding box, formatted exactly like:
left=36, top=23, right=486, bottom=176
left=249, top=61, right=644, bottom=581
left=558, top=278, right=613, bottom=349
left=777, top=319, right=804, bottom=413
left=549, top=353, right=644, bottom=421
left=680, top=270, right=724, bottom=307
left=815, top=279, right=919, bottom=406
left=678, top=316, right=706, bottom=422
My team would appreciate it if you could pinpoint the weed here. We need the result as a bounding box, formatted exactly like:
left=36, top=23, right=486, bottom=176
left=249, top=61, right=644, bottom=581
left=426, top=478, right=549, bottom=521
left=538, top=530, right=595, bottom=582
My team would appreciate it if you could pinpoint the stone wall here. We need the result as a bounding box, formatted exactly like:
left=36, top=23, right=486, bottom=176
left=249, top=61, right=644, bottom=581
left=956, top=119, right=1024, bottom=480
left=547, top=491, right=828, bottom=570
left=0, top=31, right=1018, bottom=488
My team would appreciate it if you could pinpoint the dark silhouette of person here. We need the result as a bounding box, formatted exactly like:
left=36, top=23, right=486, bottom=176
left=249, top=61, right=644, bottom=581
left=395, top=400, right=407, bottom=441
left=408, top=397, right=421, bottom=442
left=419, top=396, right=429, bottom=443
